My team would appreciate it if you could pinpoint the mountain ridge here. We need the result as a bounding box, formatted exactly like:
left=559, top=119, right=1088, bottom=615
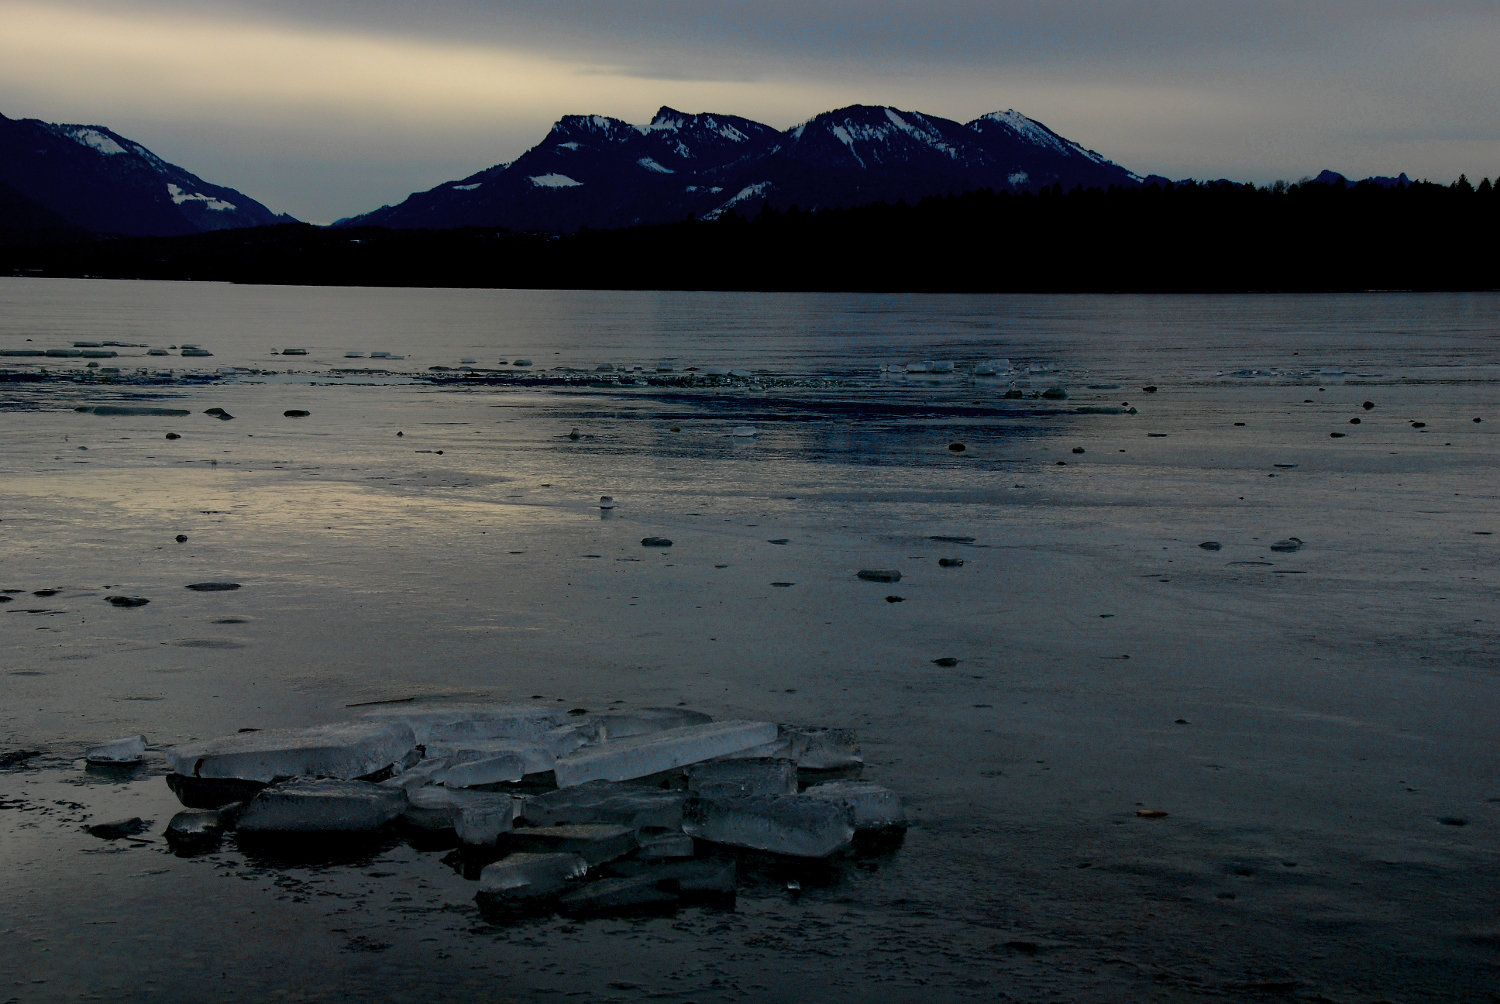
left=338, top=103, right=1144, bottom=233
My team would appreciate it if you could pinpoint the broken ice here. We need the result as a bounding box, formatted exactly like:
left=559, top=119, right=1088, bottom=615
left=553, top=720, right=777, bottom=787
left=85, top=735, right=146, bottom=765
left=235, top=778, right=408, bottom=833
left=476, top=852, right=588, bottom=905
left=688, top=757, right=799, bottom=799
left=682, top=794, right=856, bottom=858
left=804, top=780, right=906, bottom=830
left=166, top=721, right=416, bottom=783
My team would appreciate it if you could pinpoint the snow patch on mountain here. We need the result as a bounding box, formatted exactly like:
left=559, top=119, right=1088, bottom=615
left=166, top=183, right=236, bottom=211
left=452, top=183, right=482, bottom=191
left=66, top=127, right=126, bottom=156
left=638, top=157, right=674, bottom=174
left=703, top=181, right=771, bottom=220
left=529, top=173, right=583, bottom=188
left=556, top=142, right=581, bottom=151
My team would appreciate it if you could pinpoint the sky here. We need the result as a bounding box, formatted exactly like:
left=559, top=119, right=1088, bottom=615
left=3, top=0, right=1497, bottom=223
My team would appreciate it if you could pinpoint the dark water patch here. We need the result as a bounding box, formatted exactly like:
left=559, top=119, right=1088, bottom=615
left=170, top=638, right=248, bottom=649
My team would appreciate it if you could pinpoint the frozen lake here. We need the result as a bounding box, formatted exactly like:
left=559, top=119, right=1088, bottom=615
left=1, top=279, right=1497, bottom=1001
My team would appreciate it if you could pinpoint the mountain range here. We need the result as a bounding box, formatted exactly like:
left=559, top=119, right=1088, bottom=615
left=0, top=112, right=290, bottom=239
left=339, top=104, right=1143, bottom=232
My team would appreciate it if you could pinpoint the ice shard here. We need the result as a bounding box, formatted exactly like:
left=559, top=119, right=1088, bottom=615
left=439, top=753, right=527, bottom=789
left=593, top=707, right=713, bottom=741
left=402, top=786, right=514, bottom=835
left=166, top=721, right=417, bottom=783
left=553, top=720, right=777, bottom=788
left=682, top=794, right=855, bottom=858
left=455, top=801, right=517, bottom=846
left=234, top=778, right=408, bottom=833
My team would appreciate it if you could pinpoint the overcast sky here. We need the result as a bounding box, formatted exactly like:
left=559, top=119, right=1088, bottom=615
left=4, top=0, right=1496, bottom=222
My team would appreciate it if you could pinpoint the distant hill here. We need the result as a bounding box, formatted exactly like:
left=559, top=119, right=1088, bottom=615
left=339, top=104, right=1142, bottom=232
left=0, top=112, right=293, bottom=239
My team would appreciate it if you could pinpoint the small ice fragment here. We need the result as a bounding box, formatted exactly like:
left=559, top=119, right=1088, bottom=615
left=804, top=780, right=906, bottom=830
left=379, top=756, right=451, bottom=790
left=688, top=757, right=799, bottom=799
left=506, top=823, right=638, bottom=865
left=599, top=496, right=617, bottom=509
left=234, top=778, right=408, bottom=833
left=731, top=425, right=758, bottom=437
left=553, top=720, right=778, bottom=788
left=440, top=752, right=527, bottom=788
left=1270, top=537, right=1303, bottom=552
left=519, top=780, right=687, bottom=830
left=361, top=704, right=568, bottom=745
left=476, top=851, right=588, bottom=905
left=166, top=721, right=417, bottom=783
left=164, top=809, right=225, bottom=853
left=683, top=794, right=855, bottom=858
left=86, top=735, right=146, bottom=765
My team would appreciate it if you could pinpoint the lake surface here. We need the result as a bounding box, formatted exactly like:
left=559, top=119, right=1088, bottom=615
left=1, top=279, right=1497, bottom=1002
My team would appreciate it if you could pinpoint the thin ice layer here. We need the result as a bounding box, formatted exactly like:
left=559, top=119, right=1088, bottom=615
left=682, top=794, right=855, bottom=858
left=553, top=720, right=777, bottom=787
left=166, top=721, right=417, bottom=783
left=235, top=778, right=409, bottom=833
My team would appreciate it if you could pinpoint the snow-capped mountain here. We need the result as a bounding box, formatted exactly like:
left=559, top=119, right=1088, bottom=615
left=341, top=104, right=1141, bottom=232
left=0, top=112, right=292, bottom=238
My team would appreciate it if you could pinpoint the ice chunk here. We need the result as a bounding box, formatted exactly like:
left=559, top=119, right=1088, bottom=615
left=804, top=780, right=906, bottom=830
left=361, top=703, right=568, bottom=745
left=402, top=786, right=514, bottom=834
left=688, top=757, right=798, bottom=799
left=234, top=778, right=408, bottom=833
left=594, top=707, right=713, bottom=740
left=476, top=852, right=588, bottom=904
left=541, top=721, right=599, bottom=757
left=683, top=794, right=855, bottom=858
left=506, top=823, right=638, bottom=865
left=379, top=756, right=452, bottom=790
left=166, top=721, right=417, bottom=783
left=519, top=780, right=687, bottom=830
left=455, top=801, right=517, bottom=846
left=164, top=808, right=225, bottom=854
left=439, top=752, right=526, bottom=788
left=778, top=725, right=863, bottom=771
left=553, top=720, right=777, bottom=787
left=86, top=735, right=146, bottom=765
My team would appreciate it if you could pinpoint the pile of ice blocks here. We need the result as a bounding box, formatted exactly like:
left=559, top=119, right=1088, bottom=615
left=159, top=703, right=905, bottom=917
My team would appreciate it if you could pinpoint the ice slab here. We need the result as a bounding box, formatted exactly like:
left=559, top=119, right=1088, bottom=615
left=553, top=720, right=777, bottom=788
left=439, top=753, right=527, bottom=788
left=519, top=780, right=687, bottom=830
left=86, top=735, right=146, bottom=765
left=166, top=721, right=417, bottom=783
left=235, top=778, right=408, bottom=833
left=164, top=809, right=225, bottom=853
left=683, top=794, right=855, bottom=858
left=476, top=852, right=588, bottom=904
left=506, top=823, right=638, bottom=865
left=380, top=756, right=451, bottom=790
left=361, top=704, right=569, bottom=745
left=402, top=786, right=514, bottom=836
left=804, top=780, right=906, bottom=830
left=688, top=757, right=799, bottom=799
